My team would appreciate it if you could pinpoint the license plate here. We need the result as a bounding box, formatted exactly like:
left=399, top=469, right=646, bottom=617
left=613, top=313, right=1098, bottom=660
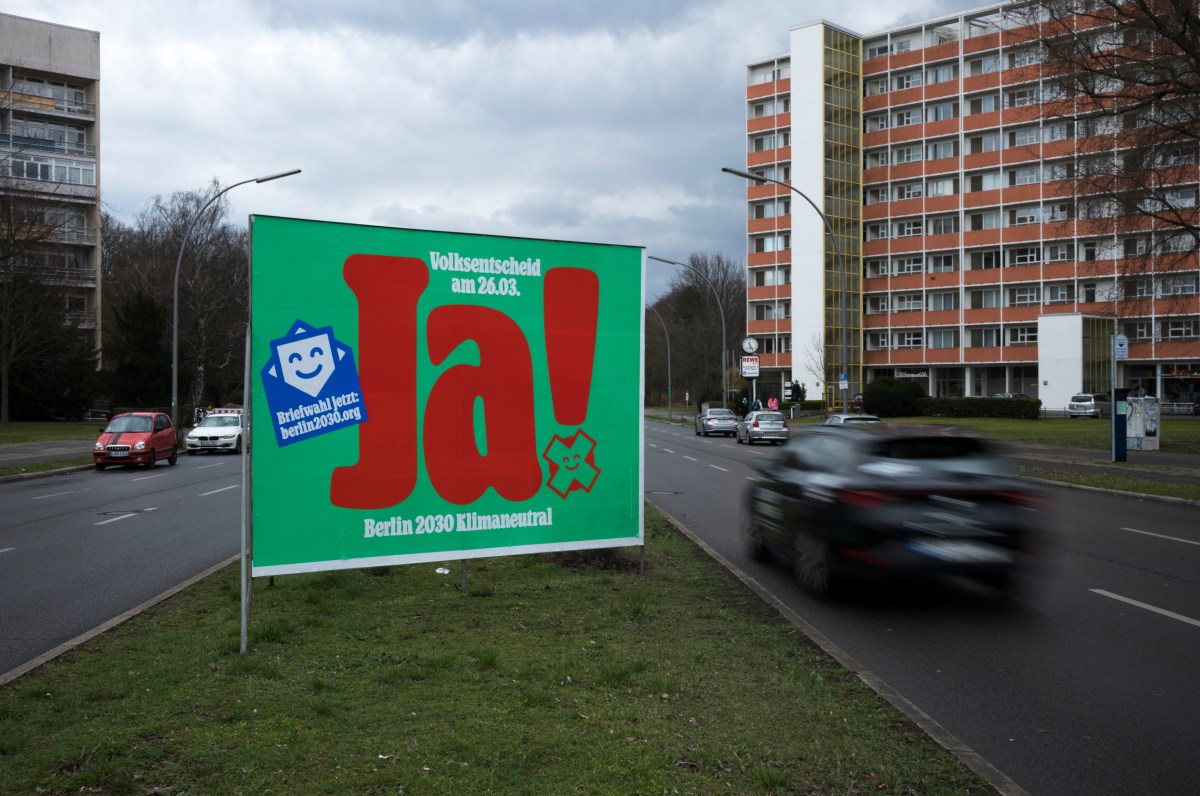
left=909, top=539, right=1011, bottom=564
left=109, top=450, right=128, bottom=458
left=201, top=440, right=217, bottom=446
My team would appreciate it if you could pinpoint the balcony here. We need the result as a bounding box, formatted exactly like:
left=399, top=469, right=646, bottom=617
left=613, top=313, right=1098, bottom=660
left=64, top=310, right=97, bottom=329
left=9, top=91, right=96, bottom=119
left=0, top=133, right=95, bottom=158
left=748, top=318, right=791, bottom=334
left=0, top=261, right=98, bottom=287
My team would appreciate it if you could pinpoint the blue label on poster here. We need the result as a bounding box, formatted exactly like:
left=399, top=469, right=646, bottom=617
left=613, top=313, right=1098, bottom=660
left=260, top=319, right=367, bottom=447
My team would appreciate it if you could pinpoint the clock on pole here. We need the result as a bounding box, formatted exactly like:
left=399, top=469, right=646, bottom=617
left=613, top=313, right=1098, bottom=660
left=741, top=337, right=758, bottom=354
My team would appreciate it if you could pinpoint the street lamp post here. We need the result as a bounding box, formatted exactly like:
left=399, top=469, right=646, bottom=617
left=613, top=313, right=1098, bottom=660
left=646, top=305, right=672, bottom=420
left=648, top=255, right=728, bottom=408
left=721, top=166, right=850, bottom=414
left=171, top=168, right=301, bottom=428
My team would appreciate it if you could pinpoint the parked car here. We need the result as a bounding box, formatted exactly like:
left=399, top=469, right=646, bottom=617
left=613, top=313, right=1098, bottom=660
left=742, top=424, right=1044, bottom=596
left=824, top=413, right=881, bottom=425
left=1067, top=393, right=1112, bottom=418
left=185, top=409, right=244, bottom=455
left=736, top=411, right=789, bottom=445
left=94, top=412, right=178, bottom=469
left=695, top=407, right=738, bottom=437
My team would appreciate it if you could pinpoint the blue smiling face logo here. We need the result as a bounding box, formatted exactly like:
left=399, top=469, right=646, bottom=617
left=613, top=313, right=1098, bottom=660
left=261, top=320, right=367, bottom=447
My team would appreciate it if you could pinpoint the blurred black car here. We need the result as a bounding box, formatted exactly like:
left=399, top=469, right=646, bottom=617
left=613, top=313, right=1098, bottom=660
left=742, top=424, right=1044, bottom=597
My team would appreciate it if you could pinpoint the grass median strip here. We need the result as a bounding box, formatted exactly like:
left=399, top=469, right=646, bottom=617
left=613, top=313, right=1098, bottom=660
left=0, top=506, right=991, bottom=795
left=1016, top=464, right=1200, bottom=502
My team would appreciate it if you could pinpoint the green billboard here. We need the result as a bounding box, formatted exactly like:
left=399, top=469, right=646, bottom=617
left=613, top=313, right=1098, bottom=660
left=249, top=216, right=644, bottom=576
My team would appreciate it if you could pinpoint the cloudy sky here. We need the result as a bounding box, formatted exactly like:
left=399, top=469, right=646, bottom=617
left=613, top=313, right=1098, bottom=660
left=11, top=0, right=985, bottom=299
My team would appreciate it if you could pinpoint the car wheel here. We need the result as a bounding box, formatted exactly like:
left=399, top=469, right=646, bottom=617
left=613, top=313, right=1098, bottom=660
left=187, top=449, right=195, bottom=456
left=744, top=508, right=769, bottom=562
left=794, top=531, right=835, bottom=597
left=694, top=426, right=700, bottom=436
left=168, top=448, right=178, bottom=466
left=95, top=463, right=106, bottom=471
left=144, top=449, right=157, bottom=468
left=234, top=438, right=242, bottom=454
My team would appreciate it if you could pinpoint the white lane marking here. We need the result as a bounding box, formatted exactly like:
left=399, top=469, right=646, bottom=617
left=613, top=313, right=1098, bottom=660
left=648, top=443, right=659, bottom=448
left=664, top=448, right=675, bottom=454
left=710, top=465, right=729, bottom=472
left=199, top=462, right=226, bottom=469
left=1090, top=589, right=1200, bottom=629
left=1120, top=527, right=1200, bottom=548
left=32, top=489, right=84, bottom=500
left=683, top=456, right=698, bottom=462
left=201, top=485, right=240, bottom=496
left=95, top=513, right=137, bottom=526
left=0, top=547, right=14, bottom=555
left=131, top=473, right=169, bottom=482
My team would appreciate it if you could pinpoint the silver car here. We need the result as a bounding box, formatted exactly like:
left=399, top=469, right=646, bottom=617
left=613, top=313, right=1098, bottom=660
left=695, top=407, right=738, bottom=437
left=1067, top=393, right=1111, bottom=419
left=824, top=414, right=881, bottom=425
left=736, top=411, right=790, bottom=445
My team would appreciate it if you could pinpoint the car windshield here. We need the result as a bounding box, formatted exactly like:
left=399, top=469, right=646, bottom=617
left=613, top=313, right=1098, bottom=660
left=843, top=416, right=880, bottom=423
left=105, top=416, right=152, bottom=433
left=200, top=415, right=241, bottom=427
left=709, top=410, right=735, bottom=418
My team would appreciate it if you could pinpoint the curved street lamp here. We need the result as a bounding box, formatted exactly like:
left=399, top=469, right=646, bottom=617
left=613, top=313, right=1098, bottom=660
left=646, top=304, right=672, bottom=420
left=172, top=168, right=301, bottom=427
left=648, top=255, right=728, bottom=408
left=721, top=166, right=850, bottom=413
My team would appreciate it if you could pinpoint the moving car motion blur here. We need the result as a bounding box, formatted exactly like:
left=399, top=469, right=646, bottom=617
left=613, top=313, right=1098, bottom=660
left=743, top=425, right=1044, bottom=596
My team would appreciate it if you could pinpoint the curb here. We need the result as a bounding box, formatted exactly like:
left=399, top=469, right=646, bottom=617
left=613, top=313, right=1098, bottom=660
left=651, top=503, right=1030, bottom=796
left=0, top=463, right=94, bottom=484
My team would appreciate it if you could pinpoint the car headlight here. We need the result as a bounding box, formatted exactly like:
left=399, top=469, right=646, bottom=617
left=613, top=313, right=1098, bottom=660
left=134, top=441, right=146, bottom=450
left=221, top=432, right=237, bottom=439
left=94, top=442, right=103, bottom=450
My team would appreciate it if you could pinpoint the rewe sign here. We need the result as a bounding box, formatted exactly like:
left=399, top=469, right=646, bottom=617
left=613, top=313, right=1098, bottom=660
left=249, top=217, right=644, bottom=576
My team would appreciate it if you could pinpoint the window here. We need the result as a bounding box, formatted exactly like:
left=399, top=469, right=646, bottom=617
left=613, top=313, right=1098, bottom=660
left=1010, top=166, right=1040, bottom=186
left=1045, top=161, right=1074, bottom=181
left=968, top=133, right=1001, bottom=154
left=1045, top=122, right=1073, bottom=141
left=866, top=114, right=890, bottom=132
left=752, top=267, right=790, bottom=287
left=1166, top=188, right=1199, bottom=209
left=969, top=171, right=1002, bottom=192
left=929, top=329, right=958, bottom=348
left=866, top=223, right=889, bottom=241
left=895, top=331, right=924, bottom=348
left=1010, top=247, right=1041, bottom=265
left=971, top=327, right=1003, bottom=347
left=1045, top=203, right=1072, bottom=222
left=928, top=102, right=957, bottom=122
left=929, top=291, right=958, bottom=310
left=1124, top=237, right=1149, bottom=257
left=894, top=72, right=922, bottom=90
left=1008, top=48, right=1041, bottom=68
left=1009, top=286, right=1042, bottom=305
left=892, top=146, right=922, bottom=164
left=1009, top=206, right=1041, bottom=225
left=928, top=215, right=959, bottom=235
left=894, top=109, right=922, bottom=127
left=927, top=139, right=958, bottom=160
left=1047, top=243, right=1075, bottom=261
left=1082, top=241, right=1099, bottom=261
left=969, top=56, right=1000, bottom=75
left=894, top=219, right=923, bottom=237
left=1009, top=127, right=1040, bottom=147
left=865, top=295, right=889, bottom=314
left=893, top=293, right=922, bottom=312
left=927, top=65, right=956, bottom=84
left=867, top=78, right=889, bottom=96
left=926, top=177, right=957, bottom=197
left=752, top=135, right=776, bottom=152
left=971, top=250, right=1001, bottom=270
left=969, top=210, right=1000, bottom=231
left=1164, top=319, right=1200, bottom=339
left=893, top=256, right=923, bottom=274
left=867, top=331, right=890, bottom=349
left=895, top=182, right=923, bottom=200
left=1008, top=326, right=1038, bottom=344
left=1126, top=320, right=1154, bottom=340
left=1160, top=276, right=1199, bottom=296
left=1131, top=278, right=1154, bottom=298
left=1007, top=88, right=1038, bottom=107
left=929, top=253, right=958, bottom=272
left=865, top=258, right=888, bottom=277
left=867, top=43, right=892, bottom=60
left=864, top=187, right=888, bottom=205
left=893, top=39, right=911, bottom=53
left=752, top=101, right=773, bottom=118
left=1045, top=283, right=1074, bottom=303
left=969, top=94, right=1000, bottom=115
left=971, top=288, right=1001, bottom=309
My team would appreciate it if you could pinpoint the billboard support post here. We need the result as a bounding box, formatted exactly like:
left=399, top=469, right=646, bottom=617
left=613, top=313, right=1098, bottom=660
left=240, top=325, right=251, bottom=656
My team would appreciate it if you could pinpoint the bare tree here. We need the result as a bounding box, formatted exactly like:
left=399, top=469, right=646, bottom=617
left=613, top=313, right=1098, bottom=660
left=1017, top=0, right=1200, bottom=342
left=799, top=332, right=827, bottom=395
left=103, top=181, right=250, bottom=410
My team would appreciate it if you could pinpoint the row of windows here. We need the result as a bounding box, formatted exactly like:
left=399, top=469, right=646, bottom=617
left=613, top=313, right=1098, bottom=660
left=865, top=326, right=1038, bottom=349
left=751, top=301, right=791, bottom=321
left=865, top=241, right=1200, bottom=276
left=8, top=154, right=95, bottom=186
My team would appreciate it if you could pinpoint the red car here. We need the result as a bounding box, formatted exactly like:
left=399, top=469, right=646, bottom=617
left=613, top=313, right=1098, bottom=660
left=94, top=412, right=178, bottom=469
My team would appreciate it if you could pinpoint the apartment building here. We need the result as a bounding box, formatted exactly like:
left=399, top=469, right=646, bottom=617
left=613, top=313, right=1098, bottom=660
left=737, top=4, right=1200, bottom=410
left=1, top=13, right=101, bottom=359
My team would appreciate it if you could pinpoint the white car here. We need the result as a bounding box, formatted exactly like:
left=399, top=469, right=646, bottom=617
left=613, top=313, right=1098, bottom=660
left=185, top=410, right=244, bottom=454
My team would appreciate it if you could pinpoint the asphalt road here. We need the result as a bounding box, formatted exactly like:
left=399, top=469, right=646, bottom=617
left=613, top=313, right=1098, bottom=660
left=644, top=420, right=1200, bottom=796
left=0, top=454, right=242, bottom=675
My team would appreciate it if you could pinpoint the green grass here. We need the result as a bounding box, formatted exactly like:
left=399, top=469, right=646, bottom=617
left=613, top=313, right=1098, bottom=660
left=0, top=457, right=94, bottom=479
left=0, top=507, right=993, bottom=795
left=0, top=421, right=101, bottom=445
left=1016, top=464, right=1200, bottom=502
